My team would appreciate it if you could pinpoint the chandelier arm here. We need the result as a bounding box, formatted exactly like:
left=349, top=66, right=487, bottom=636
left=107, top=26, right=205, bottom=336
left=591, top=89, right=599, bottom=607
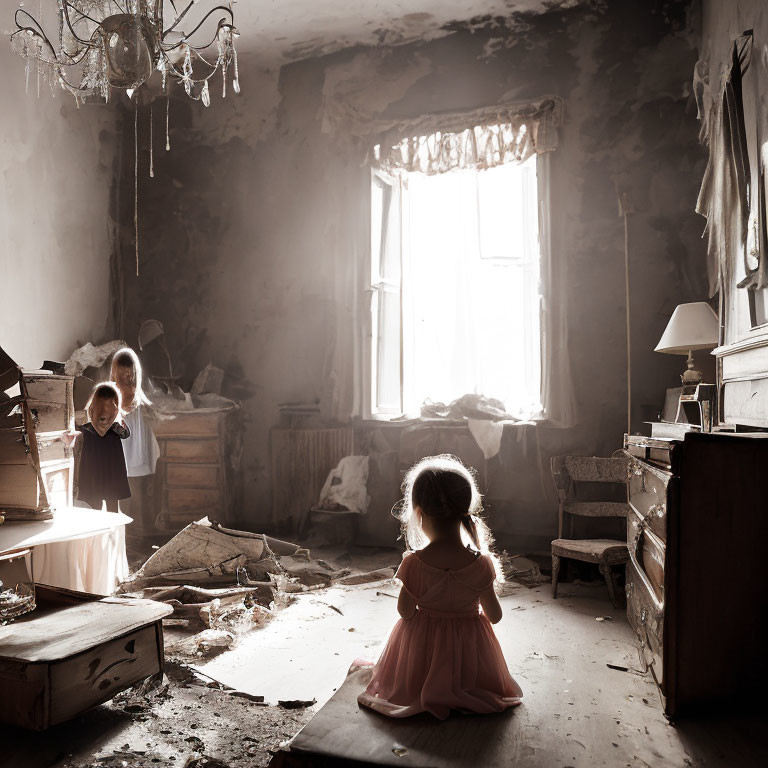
left=163, top=6, right=233, bottom=43
left=162, top=53, right=217, bottom=84
left=64, top=2, right=102, bottom=27
left=59, top=2, right=100, bottom=48
left=13, top=12, right=61, bottom=62
left=163, top=21, right=225, bottom=54
left=15, top=9, right=52, bottom=41
left=162, top=0, right=196, bottom=39
left=11, top=28, right=91, bottom=67
left=58, top=71, right=92, bottom=92
left=188, top=26, right=233, bottom=52
left=186, top=50, right=218, bottom=74
left=189, top=48, right=221, bottom=67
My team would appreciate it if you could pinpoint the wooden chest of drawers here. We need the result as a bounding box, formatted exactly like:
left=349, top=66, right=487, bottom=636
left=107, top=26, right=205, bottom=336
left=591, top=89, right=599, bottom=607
left=152, top=402, right=239, bottom=531
left=624, top=432, right=768, bottom=718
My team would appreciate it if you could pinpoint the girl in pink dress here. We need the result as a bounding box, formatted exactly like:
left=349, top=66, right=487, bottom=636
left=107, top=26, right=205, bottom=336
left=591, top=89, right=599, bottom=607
left=358, top=454, right=523, bottom=720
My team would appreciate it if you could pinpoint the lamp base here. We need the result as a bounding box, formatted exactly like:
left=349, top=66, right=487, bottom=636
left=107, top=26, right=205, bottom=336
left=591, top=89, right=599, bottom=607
left=680, top=350, right=703, bottom=385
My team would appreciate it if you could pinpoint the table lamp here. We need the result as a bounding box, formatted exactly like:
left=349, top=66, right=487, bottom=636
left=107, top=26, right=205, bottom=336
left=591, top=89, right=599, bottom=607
left=655, top=302, right=719, bottom=384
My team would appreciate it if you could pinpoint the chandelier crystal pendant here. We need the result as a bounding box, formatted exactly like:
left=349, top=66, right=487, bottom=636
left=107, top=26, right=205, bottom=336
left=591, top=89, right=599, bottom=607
left=11, top=1, right=240, bottom=106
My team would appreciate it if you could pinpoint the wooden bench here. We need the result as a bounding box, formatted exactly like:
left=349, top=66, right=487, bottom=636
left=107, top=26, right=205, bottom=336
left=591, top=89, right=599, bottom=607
left=270, top=667, right=525, bottom=767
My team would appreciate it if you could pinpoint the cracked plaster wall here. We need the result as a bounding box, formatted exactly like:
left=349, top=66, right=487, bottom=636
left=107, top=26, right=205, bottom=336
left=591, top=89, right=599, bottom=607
left=115, top=1, right=708, bottom=545
left=0, top=47, right=116, bottom=369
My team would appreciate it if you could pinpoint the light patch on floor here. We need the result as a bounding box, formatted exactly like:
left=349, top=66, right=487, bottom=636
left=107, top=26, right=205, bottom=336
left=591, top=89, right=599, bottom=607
left=194, top=581, right=397, bottom=705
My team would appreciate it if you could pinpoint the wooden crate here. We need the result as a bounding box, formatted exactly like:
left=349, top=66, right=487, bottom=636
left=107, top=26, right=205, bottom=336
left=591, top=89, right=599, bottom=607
left=0, top=364, right=74, bottom=521
left=0, top=587, right=172, bottom=730
left=22, top=375, right=74, bottom=431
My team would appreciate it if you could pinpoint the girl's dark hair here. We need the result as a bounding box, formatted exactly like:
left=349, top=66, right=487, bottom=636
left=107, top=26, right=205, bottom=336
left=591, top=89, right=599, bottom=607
left=85, top=381, right=122, bottom=413
left=396, top=455, right=497, bottom=569
left=412, top=467, right=479, bottom=546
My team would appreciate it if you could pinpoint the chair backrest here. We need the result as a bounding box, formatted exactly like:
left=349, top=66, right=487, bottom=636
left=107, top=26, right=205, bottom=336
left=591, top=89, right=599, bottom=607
left=564, top=455, right=629, bottom=484
left=551, top=455, right=630, bottom=537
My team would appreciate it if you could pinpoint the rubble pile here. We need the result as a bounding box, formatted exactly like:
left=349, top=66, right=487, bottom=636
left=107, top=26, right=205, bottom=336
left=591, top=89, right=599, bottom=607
left=122, top=518, right=395, bottom=656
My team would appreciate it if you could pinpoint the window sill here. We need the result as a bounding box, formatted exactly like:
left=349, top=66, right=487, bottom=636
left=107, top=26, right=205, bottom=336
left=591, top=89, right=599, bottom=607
left=353, top=415, right=546, bottom=429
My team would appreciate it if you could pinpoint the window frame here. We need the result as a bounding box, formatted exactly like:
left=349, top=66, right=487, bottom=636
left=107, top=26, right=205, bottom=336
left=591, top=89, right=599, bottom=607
left=365, top=168, right=404, bottom=418
left=362, top=158, right=544, bottom=420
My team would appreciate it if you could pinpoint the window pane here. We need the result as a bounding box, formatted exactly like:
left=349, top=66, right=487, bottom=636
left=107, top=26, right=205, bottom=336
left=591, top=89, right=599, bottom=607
left=380, top=184, right=400, bottom=282
left=371, top=177, right=384, bottom=282
left=376, top=288, right=401, bottom=411
left=371, top=174, right=401, bottom=284
left=477, top=156, right=536, bottom=261
left=404, top=160, right=541, bottom=417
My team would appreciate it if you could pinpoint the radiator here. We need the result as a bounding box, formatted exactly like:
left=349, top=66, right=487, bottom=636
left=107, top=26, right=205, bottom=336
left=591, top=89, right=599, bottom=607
left=270, top=428, right=355, bottom=529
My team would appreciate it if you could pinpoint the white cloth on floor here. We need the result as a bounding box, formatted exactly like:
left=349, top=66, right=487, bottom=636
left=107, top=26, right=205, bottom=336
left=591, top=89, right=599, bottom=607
left=122, top=405, right=160, bottom=477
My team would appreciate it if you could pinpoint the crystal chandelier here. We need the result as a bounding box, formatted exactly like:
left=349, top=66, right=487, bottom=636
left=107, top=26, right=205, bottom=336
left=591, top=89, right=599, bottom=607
left=11, top=1, right=240, bottom=106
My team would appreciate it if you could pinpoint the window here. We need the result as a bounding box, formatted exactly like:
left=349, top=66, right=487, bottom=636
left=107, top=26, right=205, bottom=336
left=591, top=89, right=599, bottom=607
left=366, top=154, right=542, bottom=419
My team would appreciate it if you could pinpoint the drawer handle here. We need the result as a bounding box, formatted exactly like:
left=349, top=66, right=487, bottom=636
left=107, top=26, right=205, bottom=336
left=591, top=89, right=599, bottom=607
left=626, top=456, right=644, bottom=483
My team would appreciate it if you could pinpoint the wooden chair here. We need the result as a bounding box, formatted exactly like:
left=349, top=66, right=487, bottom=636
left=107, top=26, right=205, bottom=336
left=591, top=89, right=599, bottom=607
left=550, top=455, right=630, bottom=607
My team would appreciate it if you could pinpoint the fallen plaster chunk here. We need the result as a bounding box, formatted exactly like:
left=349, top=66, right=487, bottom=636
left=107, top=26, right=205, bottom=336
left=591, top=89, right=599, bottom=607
left=64, top=340, right=127, bottom=377
left=195, top=629, right=235, bottom=656
left=138, top=518, right=266, bottom=577
left=499, top=552, right=549, bottom=587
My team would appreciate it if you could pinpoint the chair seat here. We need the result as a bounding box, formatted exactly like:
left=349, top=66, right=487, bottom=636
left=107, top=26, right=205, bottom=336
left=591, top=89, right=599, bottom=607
left=551, top=538, right=629, bottom=564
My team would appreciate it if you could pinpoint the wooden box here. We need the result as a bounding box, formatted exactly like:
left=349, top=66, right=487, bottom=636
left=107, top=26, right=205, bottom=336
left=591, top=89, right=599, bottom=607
left=0, top=587, right=172, bottom=730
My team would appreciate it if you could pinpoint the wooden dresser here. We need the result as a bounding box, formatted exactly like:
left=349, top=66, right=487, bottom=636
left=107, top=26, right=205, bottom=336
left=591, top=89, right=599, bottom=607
left=152, top=400, right=239, bottom=532
left=624, top=431, right=768, bottom=719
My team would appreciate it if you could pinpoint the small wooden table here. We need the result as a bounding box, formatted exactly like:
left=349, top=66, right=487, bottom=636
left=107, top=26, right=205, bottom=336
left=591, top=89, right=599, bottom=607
left=0, top=507, right=132, bottom=594
left=0, top=507, right=131, bottom=556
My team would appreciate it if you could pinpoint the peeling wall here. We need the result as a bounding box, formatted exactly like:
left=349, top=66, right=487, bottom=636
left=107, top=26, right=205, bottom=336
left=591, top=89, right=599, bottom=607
left=115, top=1, right=707, bottom=547
left=0, top=48, right=116, bottom=369
left=234, top=0, right=593, bottom=65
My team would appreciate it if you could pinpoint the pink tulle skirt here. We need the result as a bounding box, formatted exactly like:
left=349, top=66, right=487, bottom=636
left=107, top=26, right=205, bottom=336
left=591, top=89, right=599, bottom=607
left=358, top=609, right=523, bottom=720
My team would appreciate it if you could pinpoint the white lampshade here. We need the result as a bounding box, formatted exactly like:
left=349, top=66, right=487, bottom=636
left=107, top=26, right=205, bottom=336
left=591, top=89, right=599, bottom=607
left=655, top=302, right=719, bottom=354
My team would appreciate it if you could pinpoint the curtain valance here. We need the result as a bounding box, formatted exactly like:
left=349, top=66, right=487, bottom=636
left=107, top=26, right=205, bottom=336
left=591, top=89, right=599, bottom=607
left=371, top=96, right=563, bottom=175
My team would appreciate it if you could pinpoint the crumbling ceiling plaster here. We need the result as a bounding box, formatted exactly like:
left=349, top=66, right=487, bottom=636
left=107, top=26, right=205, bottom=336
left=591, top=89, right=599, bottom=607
left=235, top=0, right=586, bottom=63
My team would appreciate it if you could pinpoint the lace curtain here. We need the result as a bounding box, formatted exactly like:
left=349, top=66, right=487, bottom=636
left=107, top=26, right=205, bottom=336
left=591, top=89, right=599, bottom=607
left=371, top=97, right=563, bottom=175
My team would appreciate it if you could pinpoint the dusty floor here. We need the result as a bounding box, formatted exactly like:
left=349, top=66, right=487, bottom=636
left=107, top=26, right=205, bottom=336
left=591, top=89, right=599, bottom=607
left=2, top=659, right=313, bottom=768
left=2, top=556, right=763, bottom=768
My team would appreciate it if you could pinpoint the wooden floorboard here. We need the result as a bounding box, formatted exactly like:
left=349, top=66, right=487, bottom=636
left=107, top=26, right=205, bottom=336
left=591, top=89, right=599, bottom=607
left=271, top=584, right=768, bottom=768
left=274, top=667, right=532, bottom=767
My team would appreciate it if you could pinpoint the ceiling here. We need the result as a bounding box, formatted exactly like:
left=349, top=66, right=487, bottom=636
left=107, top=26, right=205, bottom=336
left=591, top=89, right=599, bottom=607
left=231, top=0, right=584, bottom=64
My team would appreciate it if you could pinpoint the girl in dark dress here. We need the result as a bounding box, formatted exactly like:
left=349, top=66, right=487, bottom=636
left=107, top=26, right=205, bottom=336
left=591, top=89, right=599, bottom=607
left=75, top=383, right=131, bottom=512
